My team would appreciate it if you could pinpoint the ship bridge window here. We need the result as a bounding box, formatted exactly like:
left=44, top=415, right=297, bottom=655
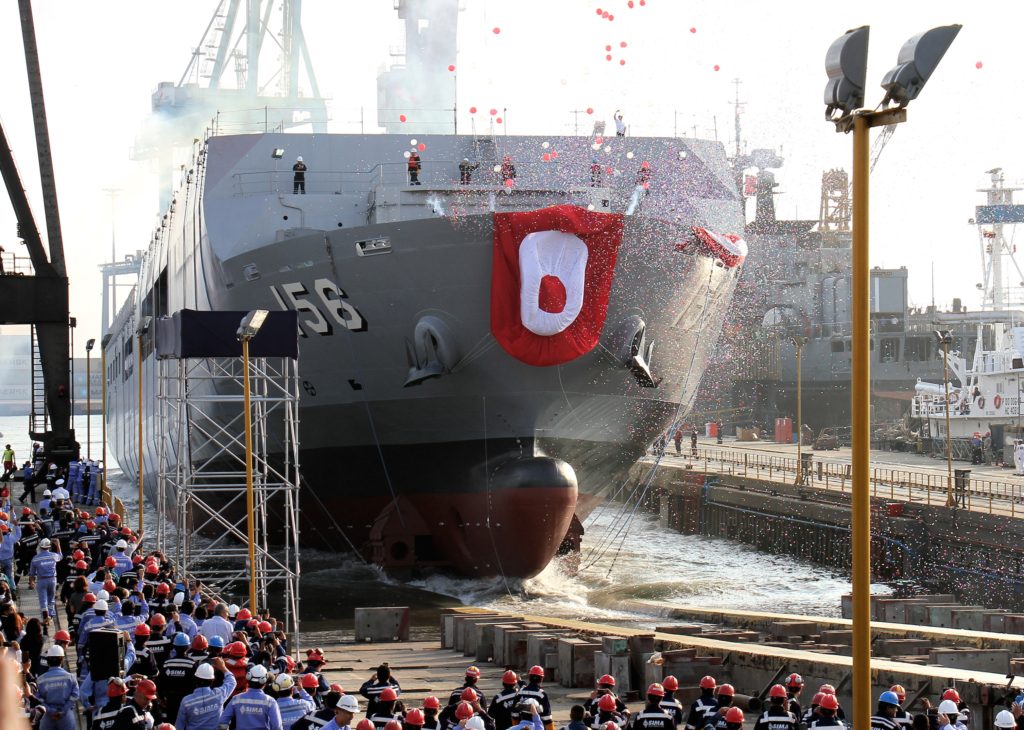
left=880, top=338, right=900, bottom=363
left=831, top=340, right=844, bottom=353
left=904, top=337, right=932, bottom=362
left=1014, top=357, right=1024, bottom=369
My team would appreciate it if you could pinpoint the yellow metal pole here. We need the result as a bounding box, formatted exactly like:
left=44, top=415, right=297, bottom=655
left=137, top=334, right=144, bottom=536
left=242, top=337, right=258, bottom=610
left=86, top=350, right=92, bottom=460
left=850, top=112, right=872, bottom=730
left=101, top=348, right=107, bottom=496
left=796, top=341, right=803, bottom=485
left=943, top=341, right=955, bottom=506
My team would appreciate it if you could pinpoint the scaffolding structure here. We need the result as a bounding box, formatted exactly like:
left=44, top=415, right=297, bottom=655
left=155, top=345, right=301, bottom=642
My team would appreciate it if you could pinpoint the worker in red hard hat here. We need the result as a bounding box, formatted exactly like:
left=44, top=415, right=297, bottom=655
left=360, top=662, right=401, bottom=718
left=519, top=666, right=553, bottom=730
left=706, top=685, right=737, bottom=730
left=753, top=685, right=797, bottom=730
left=628, top=684, right=673, bottom=730
left=592, top=692, right=627, bottom=729
left=447, top=665, right=483, bottom=707
left=801, top=693, right=825, bottom=728
left=888, top=685, right=910, bottom=730
left=659, top=676, right=683, bottom=726
left=368, top=686, right=403, bottom=730
left=422, top=696, right=443, bottom=730
left=723, top=708, right=745, bottom=730
left=585, top=674, right=627, bottom=719
left=439, top=687, right=487, bottom=730
left=686, top=676, right=719, bottom=730
left=785, top=673, right=805, bottom=719
left=301, top=646, right=332, bottom=696
left=488, top=670, right=521, bottom=730
left=811, top=694, right=844, bottom=729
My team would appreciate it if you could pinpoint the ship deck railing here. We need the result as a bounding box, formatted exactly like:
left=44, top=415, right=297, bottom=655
left=231, top=160, right=634, bottom=197
left=673, top=444, right=1024, bottom=517
left=0, top=249, right=34, bottom=276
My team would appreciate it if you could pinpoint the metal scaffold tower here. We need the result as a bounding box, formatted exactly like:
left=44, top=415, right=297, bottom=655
left=153, top=310, right=300, bottom=641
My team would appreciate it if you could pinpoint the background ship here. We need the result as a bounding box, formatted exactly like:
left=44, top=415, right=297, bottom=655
left=102, top=0, right=747, bottom=578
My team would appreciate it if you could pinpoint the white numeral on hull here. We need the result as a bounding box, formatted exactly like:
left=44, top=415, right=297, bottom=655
left=269, top=278, right=367, bottom=337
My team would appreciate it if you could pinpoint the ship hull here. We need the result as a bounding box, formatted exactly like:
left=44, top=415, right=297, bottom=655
left=104, top=132, right=744, bottom=578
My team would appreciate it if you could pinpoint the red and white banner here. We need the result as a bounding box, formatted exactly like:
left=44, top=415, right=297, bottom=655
left=491, top=205, right=625, bottom=367
left=692, top=226, right=748, bottom=268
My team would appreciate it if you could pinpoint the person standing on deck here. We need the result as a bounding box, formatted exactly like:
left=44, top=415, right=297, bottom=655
left=2, top=445, right=15, bottom=482
left=293, top=157, right=308, bottom=194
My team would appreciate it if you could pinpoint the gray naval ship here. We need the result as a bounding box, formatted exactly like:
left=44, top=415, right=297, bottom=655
left=102, top=1, right=746, bottom=579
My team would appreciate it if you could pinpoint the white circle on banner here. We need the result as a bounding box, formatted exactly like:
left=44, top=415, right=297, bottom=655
left=518, top=230, right=588, bottom=336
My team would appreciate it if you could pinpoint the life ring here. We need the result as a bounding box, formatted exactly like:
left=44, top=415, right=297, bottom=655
left=977, top=396, right=986, bottom=409
left=994, top=394, right=1003, bottom=409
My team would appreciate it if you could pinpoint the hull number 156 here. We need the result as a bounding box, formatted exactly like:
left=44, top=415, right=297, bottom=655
left=269, top=278, right=367, bottom=337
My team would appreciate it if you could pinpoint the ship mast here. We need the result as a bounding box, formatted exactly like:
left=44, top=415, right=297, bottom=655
left=976, top=168, right=1024, bottom=312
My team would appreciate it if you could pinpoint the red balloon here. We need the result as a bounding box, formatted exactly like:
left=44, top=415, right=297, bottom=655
left=605, top=166, right=614, bottom=175
left=505, top=178, right=514, bottom=187
left=606, top=54, right=612, bottom=61
left=627, top=0, right=634, bottom=7
left=639, top=0, right=646, bottom=5
left=976, top=61, right=984, bottom=69
left=542, top=153, right=551, bottom=162
left=418, top=143, right=426, bottom=151
left=713, top=64, right=720, bottom=71
left=595, top=136, right=604, bottom=144
left=605, top=44, right=612, bottom=51
left=619, top=59, right=626, bottom=65
left=448, top=64, right=456, bottom=72
left=690, top=27, right=696, bottom=33
left=596, top=7, right=603, bottom=14
left=620, top=41, right=627, bottom=48
left=551, top=151, right=558, bottom=158
left=496, top=117, right=503, bottom=124
left=399, top=114, right=407, bottom=122
left=492, top=27, right=501, bottom=34
left=608, top=14, right=614, bottom=20
left=469, top=106, right=477, bottom=113
left=586, top=107, right=594, bottom=114
left=489, top=108, right=497, bottom=116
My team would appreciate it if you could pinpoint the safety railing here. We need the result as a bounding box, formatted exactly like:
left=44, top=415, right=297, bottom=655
left=0, top=248, right=34, bottom=276
left=668, top=444, right=1024, bottom=517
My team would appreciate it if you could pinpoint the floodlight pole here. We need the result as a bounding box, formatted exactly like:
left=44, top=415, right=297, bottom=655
left=137, top=332, right=144, bottom=536
left=85, top=346, right=92, bottom=460
left=242, top=335, right=257, bottom=611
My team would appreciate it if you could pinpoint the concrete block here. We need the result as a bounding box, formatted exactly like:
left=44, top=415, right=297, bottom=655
left=1000, top=614, right=1024, bottom=635
left=473, top=621, right=520, bottom=662
left=628, top=635, right=656, bottom=692
left=656, top=625, right=703, bottom=636
left=503, top=629, right=543, bottom=670
left=929, top=648, right=1010, bottom=674
left=602, top=636, right=629, bottom=656
left=354, top=606, right=410, bottom=642
left=595, top=651, right=610, bottom=681
left=952, top=608, right=1004, bottom=632
left=769, top=620, right=819, bottom=638
left=492, top=624, right=530, bottom=665
left=985, top=612, right=1010, bottom=633
left=820, top=630, right=853, bottom=645
left=876, top=638, right=933, bottom=656
left=452, top=614, right=497, bottom=652
left=528, top=635, right=564, bottom=671
left=544, top=652, right=559, bottom=681
left=610, top=654, right=632, bottom=693
left=929, top=605, right=984, bottom=629
left=557, top=637, right=601, bottom=688
left=841, top=594, right=852, bottom=619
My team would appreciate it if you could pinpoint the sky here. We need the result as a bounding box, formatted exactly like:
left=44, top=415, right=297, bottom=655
left=1, top=1, right=1022, bottom=356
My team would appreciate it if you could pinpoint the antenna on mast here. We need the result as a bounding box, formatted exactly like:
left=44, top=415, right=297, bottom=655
left=731, top=78, right=744, bottom=158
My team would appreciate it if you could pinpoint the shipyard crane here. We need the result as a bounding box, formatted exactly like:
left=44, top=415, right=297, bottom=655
left=0, top=0, right=78, bottom=461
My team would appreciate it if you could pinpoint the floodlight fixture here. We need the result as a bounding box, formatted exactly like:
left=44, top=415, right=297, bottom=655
left=237, top=309, right=270, bottom=342
left=881, top=25, right=962, bottom=107
left=824, top=25, right=870, bottom=121
left=272, top=148, right=285, bottom=159
left=85, top=338, right=96, bottom=351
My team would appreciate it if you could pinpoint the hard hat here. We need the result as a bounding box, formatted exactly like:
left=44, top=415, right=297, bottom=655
left=297, top=156, right=303, bottom=163
left=662, top=676, right=679, bottom=691
left=173, top=632, right=190, bottom=647
left=890, top=685, right=906, bottom=702
left=75, top=559, right=88, bottom=569
left=769, top=685, right=788, bottom=699
left=386, top=722, right=403, bottom=730
left=43, top=489, right=51, bottom=496
left=937, top=700, right=959, bottom=716
left=195, top=663, right=216, bottom=680
left=209, top=636, right=226, bottom=649
left=97, top=589, right=111, bottom=601
left=225, top=641, right=247, bottom=657
left=460, top=687, right=478, bottom=702
left=39, top=538, right=51, bottom=549
left=155, top=723, right=175, bottom=730
left=306, top=647, right=327, bottom=663
left=55, top=479, right=65, bottom=486
left=109, top=513, right=120, bottom=523
left=79, top=511, right=89, bottom=520
left=95, top=507, right=107, bottom=516
left=108, top=677, right=128, bottom=697
left=995, top=711, right=1016, bottom=728
left=466, top=665, right=481, bottom=678
left=529, top=665, right=545, bottom=678
left=466, top=718, right=486, bottom=730
left=228, top=603, right=240, bottom=617
left=819, top=684, right=836, bottom=695
left=941, top=689, right=961, bottom=704
left=598, top=674, right=616, bottom=687
left=46, top=644, right=65, bottom=658
left=115, top=539, right=128, bottom=549
left=83, top=592, right=97, bottom=603
left=0, top=525, right=8, bottom=533
left=258, top=620, right=273, bottom=634
left=786, top=673, right=804, bottom=688
left=598, top=694, right=617, bottom=712
left=103, top=579, right=116, bottom=592
left=94, top=599, right=109, bottom=611
left=54, top=629, right=71, bottom=642
left=455, top=701, right=474, bottom=720
left=121, top=526, right=132, bottom=535
left=724, top=708, right=744, bottom=724
left=338, top=695, right=361, bottom=713
left=819, top=695, right=840, bottom=712
left=149, top=613, right=167, bottom=628
left=879, top=691, right=900, bottom=706
left=380, top=687, right=398, bottom=702
left=604, top=724, right=619, bottom=730
left=137, top=679, right=159, bottom=700
left=330, top=683, right=344, bottom=694
left=718, top=684, right=735, bottom=697
left=21, top=507, right=31, bottom=516
left=134, top=623, right=151, bottom=637
left=72, top=549, right=85, bottom=560
left=300, top=673, right=320, bottom=689
left=463, top=158, right=470, bottom=163
left=356, top=721, right=374, bottom=730
left=272, top=674, right=295, bottom=692
left=700, top=676, right=717, bottom=690
left=502, top=670, right=518, bottom=685
left=247, top=620, right=260, bottom=629
left=173, top=592, right=185, bottom=606
left=145, top=564, right=159, bottom=575
left=156, top=583, right=170, bottom=595
left=247, top=664, right=270, bottom=684
left=811, top=693, right=825, bottom=707
left=86, top=520, right=96, bottom=529
left=423, top=696, right=441, bottom=710
left=406, top=709, right=426, bottom=726
left=647, top=683, right=665, bottom=698
left=237, top=608, right=252, bottom=620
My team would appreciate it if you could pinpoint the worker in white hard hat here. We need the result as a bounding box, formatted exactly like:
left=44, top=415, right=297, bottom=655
left=294, top=156, right=308, bottom=194
left=36, top=644, right=79, bottom=730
